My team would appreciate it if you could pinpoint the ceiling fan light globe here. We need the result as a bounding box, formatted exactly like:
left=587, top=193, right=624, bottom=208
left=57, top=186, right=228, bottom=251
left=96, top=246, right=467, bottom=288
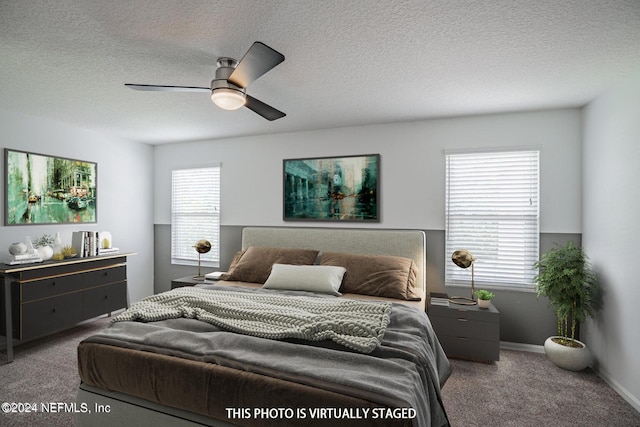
left=211, top=88, right=246, bottom=110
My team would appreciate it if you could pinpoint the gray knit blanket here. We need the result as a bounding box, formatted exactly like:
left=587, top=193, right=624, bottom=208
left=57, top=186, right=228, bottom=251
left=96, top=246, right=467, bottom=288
left=112, top=287, right=392, bottom=353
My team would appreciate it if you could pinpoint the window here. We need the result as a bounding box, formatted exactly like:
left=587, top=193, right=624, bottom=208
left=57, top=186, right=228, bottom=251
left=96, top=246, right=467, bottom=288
left=445, top=150, right=539, bottom=289
left=171, top=165, right=220, bottom=267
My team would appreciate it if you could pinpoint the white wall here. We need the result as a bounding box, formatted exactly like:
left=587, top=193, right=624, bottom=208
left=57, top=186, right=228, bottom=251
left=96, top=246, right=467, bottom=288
left=0, top=111, right=154, bottom=303
left=582, top=71, right=640, bottom=410
left=155, top=108, right=582, bottom=233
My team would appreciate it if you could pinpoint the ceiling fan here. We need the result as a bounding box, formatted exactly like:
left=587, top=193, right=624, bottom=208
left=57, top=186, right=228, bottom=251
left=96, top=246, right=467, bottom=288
left=125, top=42, right=285, bottom=121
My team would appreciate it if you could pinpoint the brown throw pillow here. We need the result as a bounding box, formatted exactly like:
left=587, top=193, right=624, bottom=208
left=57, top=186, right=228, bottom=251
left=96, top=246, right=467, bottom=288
left=220, top=246, right=319, bottom=284
left=320, top=252, right=421, bottom=301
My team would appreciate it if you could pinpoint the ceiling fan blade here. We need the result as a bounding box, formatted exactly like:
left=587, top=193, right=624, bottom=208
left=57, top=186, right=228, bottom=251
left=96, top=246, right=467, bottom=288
left=228, top=42, right=284, bottom=88
left=245, top=95, right=286, bottom=121
left=125, top=84, right=210, bottom=93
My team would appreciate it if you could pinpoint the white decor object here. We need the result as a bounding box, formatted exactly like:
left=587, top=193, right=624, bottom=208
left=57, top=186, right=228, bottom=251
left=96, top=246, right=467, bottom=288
left=9, top=242, right=27, bottom=255
left=544, top=336, right=592, bottom=371
left=99, top=231, right=113, bottom=249
left=37, top=245, right=54, bottom=261
left=52, top=232, right=64, bottom=255
left=25, top=236, right=36, bottom=254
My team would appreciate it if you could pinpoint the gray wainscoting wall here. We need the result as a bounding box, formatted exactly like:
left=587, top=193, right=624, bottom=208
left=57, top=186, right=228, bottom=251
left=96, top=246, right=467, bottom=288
left=153, top=224, right=579, bottom=347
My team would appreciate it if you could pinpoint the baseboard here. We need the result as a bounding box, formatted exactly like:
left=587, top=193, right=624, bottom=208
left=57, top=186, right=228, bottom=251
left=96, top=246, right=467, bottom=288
left=593, top=367, right=640, bottom=413
left=500, top=341, right=545, bottom=354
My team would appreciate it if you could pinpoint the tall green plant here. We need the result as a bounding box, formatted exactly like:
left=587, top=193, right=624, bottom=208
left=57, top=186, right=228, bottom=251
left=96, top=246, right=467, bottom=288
left=533, top=242, right=599, bottom=346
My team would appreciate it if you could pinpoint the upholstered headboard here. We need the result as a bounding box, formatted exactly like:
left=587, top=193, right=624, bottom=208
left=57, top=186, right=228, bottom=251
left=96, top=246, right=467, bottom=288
left=241, top=227, right=427, bottom=292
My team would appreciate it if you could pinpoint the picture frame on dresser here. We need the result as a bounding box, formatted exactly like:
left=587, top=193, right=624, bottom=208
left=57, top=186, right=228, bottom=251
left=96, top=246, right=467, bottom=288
left=4, top=148, right=97, bottom=225
left=283, top=153, right=379, bottom=222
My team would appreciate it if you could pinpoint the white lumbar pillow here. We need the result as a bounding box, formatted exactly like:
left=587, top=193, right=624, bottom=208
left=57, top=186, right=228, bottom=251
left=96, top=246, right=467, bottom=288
left=263, top=264, right=346, bottom=296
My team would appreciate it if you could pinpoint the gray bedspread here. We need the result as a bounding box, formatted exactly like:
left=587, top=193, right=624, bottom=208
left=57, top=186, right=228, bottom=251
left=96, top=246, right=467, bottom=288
left=85, top=284, right=451, bottom=427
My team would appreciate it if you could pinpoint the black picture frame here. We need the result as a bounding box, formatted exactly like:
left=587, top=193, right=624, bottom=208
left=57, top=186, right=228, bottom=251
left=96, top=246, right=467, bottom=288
left=5, top=148, right=97, bottom=225
left=283, top=153, right=379, bottom=222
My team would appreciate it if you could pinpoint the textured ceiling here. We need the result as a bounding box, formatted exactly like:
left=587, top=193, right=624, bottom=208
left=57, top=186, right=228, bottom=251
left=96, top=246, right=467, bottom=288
left=1, top=0, right=640, bottom=144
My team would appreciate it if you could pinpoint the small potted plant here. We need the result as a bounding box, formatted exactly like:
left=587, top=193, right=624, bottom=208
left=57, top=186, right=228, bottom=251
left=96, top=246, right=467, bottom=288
left=474, top=289, right=495, bottom=308
left=33, top=234, right=55, bottom=261
left=533, top=241, right=599, bottom=371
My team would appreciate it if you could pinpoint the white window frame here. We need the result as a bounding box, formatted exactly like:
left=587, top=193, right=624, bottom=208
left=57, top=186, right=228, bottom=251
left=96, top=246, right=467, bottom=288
left=445, top=149, right=539, bottom=291
left=171, top=165, right=220, bottom=267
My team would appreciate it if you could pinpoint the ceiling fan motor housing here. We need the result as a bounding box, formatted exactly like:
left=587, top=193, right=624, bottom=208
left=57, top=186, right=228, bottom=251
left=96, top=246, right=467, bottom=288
left=211, top=58, right=245, bottom=94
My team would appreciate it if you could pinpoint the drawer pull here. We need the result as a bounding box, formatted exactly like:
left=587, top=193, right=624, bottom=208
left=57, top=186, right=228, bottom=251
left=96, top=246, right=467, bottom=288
left=104, top=295, right=108, bottom=300
left=52, top=308, right=56, bottom=314
left=52, top=281, right=56, bottom=286
left=457, top=318, right=468, bottom=322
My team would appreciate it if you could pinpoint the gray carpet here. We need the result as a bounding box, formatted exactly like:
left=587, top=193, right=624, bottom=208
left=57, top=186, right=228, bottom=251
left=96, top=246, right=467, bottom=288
left=1, top=317, right=639, bottom=426
left=0, top=316, right=111, bottom=427
left=441, top=351, right=640, bottom=426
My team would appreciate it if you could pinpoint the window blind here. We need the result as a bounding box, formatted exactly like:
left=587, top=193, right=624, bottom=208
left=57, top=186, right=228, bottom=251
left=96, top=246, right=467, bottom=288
left=171, top=166, right=220, bottom=267
left=445, top=150, right=539, bottom=289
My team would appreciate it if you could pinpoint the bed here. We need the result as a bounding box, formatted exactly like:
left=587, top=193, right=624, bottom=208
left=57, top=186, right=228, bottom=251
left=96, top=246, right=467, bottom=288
left=76, top=227, right=451, bottom=427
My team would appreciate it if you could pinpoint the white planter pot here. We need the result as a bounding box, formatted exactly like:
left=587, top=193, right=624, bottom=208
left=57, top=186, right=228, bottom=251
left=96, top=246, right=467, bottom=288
left=477, top=299, right=491, bottom=309
left=544, top=336, right=591, bottom=371
left=37, top=245, right=54, bottom=261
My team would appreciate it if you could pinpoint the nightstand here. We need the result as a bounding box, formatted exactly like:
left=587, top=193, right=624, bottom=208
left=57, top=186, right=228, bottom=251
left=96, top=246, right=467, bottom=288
left=429, top=302, right=500, bottom=362
left=171, top=276, right=206, bottom=289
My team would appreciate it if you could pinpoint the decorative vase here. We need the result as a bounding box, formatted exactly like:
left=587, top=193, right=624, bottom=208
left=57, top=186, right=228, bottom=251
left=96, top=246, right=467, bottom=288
left=544, top=336, right=591, bottom=371
left=478, top=299, right=491, bottom=309
left=25, top=237, right=36, bottom=254
left=37, top=245, right=54, bottom=261
left=9, top=242, right=28, bottom=255
left=52, top=232, right=63, bottom=255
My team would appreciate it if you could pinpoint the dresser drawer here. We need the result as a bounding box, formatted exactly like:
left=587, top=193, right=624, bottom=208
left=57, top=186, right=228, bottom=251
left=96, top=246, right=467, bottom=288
left=20, top=292, right=84, bottom=340
left=18, top=274, right=83, bottom=303
left=430, top=315, right=499, bottom=341
left=83, top=266, right=127, bottom=289
left=83, top=282, right=127, bottom=319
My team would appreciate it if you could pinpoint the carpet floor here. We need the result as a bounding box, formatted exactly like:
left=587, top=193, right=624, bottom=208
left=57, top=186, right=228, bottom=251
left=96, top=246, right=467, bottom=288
left=441, top=350, right=640, bottom=426
left=1, top=317, right=639, bottom=426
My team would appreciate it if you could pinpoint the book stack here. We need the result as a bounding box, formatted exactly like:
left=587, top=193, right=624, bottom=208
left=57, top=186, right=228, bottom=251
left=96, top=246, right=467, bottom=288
left=98, top=247, right=120, bottom=255
left=430, top=292, right=450, bottom=307
left=72, top=231, right=101, bottom=257
left=6, top=252, right=43, bottom=265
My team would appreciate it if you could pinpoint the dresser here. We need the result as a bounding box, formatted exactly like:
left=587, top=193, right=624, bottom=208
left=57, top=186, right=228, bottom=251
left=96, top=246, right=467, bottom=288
left=1, top=253, right=134, bottom=363
left=429, top=301, right=500, bottom=362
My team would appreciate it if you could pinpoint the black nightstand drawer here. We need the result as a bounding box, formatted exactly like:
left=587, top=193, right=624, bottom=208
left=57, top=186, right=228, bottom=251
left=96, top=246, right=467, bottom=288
left=430, top=315, right=499, bottom=341
left=429, top=304, right=499, bottom=323
left=438, top=335, right=500, bottom=362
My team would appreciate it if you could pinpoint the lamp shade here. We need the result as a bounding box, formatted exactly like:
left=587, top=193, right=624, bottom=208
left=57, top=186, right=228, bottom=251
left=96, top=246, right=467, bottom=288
left=452, top=249, right=474, bottom=268
left=211, top=88, right=246, bottom=110
left=194, top=239, right=212, bottom=254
